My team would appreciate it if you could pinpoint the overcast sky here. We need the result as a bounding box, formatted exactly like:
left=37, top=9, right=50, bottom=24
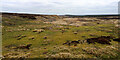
left=1, top=0, right=119, bottom=15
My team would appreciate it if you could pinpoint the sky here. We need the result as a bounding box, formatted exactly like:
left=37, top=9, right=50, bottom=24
left=1, top=0, right=119, bottom=15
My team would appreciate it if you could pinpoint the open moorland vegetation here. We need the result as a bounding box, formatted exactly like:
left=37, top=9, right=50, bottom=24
left=1, top=13, right=120, bottom=59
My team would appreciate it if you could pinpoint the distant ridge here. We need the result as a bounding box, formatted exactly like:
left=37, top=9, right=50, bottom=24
left=0, top=12, right=119, bottom=17
left=0, top=12, right=57, bottom=16
left=65, top=14, right=119, bottom=17
left=1, top=12, right=62, bottom=20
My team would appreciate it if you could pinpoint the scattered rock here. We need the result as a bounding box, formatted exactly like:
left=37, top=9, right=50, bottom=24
left=63, top=40, right=81, bottom=46
left=32, top=30, right=37, bottom=32
left=53, top=46, right=56, bottom=48
left=71, top=41, right=79, bottom=46
left=81, top=36, right=86, bottom=38
left=97, top=22, right=100, bottom=24
left=21, top=35, right=27, bottom=38
left=74, top=32, right=78, bottom=34
left=89, top=33, right=96, bottom=36
left=15, top=35, right=21, bottom=38
left=43, top=52, right=48, bottom=54
left=44, top=48, right=47, bottom=49
left=43, top=36, right=47, bottom=39
left=17, top=37, right=22, bottom=40
left=63, top=41, right=71, bottom=46
left=61, top=30, right=65, bottom=34
left=16, top=35, right=26, bottom=40
left=14, top=44, right=32, bottom=50
left=29, top=37, right=35, bottom=40
left=32, top=29, right=44, bottom=33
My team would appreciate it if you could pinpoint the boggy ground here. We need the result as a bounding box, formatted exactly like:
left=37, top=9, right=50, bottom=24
left=1, top=13, right=120, bottom=59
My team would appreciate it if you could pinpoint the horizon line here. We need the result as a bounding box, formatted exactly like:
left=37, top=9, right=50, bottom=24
left=0, top=11, right=119, bottom=16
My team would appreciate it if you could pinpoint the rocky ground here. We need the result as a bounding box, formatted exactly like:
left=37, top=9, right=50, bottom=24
left=1, top=13, right=120, bottom=59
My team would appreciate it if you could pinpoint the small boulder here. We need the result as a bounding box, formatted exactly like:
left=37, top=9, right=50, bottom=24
left=74, top=32, right=78, bottom=34
left=17, top=37, right=22, bottom=40
left=29, top=37, right=35, bottom=40
left=43, top=36, right=47, bottom=39
left=14, top=44, right=32, bottom=50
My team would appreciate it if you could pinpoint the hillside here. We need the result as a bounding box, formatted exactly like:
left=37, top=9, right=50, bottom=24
left=2, top=12, right=120, bottom=59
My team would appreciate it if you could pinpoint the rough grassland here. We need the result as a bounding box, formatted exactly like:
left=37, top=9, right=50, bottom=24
left=2, top=14, right=120, bottom=59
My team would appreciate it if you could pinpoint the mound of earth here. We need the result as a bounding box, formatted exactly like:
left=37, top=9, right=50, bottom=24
left=86, top=36, right=113, bottom=45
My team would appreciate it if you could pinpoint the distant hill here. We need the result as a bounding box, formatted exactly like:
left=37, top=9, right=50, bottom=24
left=1, top=12, right=63, bottom=20
left=1, top=12, right=119, bottom=19
left=65, top=14, right=119, bottom=17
